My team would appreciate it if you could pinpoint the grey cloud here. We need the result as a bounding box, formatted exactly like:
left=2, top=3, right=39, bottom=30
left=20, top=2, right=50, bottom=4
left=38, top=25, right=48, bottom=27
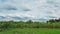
left=47, top=0, right=60, bottom=7
left=0, top=5, right=17, bottom=10
left=4, top=6, right=17, bottom=10
left=22, top=8, right=31, bottom=11
left=46, top=16, right=57, bottom=18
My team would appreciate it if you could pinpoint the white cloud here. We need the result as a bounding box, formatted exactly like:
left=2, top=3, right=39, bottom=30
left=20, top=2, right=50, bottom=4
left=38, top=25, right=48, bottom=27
left=0, top=0, right=60, bottom=21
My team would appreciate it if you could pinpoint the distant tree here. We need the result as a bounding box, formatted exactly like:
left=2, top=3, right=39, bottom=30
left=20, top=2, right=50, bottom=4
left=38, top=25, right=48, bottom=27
left=58, top=18, right=60, bottom=22
left=47, top=19, right=55, bottom=24
left=26, top=20, right=33, bottom=24
left=19, top=21, right=24, bottom=23
left=47, top=18, right=60, bottom=24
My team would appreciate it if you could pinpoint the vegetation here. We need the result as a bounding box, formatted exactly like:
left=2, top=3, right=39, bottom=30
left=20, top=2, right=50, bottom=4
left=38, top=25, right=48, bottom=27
left=0, top=19, right=60, bottom=34
left=0, top=28, right=60, bottom=34
left=0, top=19, right=60, bottom=32
left=0, top=19, right=60, bottom=29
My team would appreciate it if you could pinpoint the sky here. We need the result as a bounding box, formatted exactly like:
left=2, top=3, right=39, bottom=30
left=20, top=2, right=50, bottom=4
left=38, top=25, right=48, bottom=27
left=0, top=0, right=60, bottom=22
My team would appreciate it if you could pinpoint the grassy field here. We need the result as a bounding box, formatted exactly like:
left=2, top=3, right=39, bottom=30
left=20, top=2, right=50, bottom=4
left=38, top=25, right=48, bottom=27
left=0, top=28, right=60, bottom=34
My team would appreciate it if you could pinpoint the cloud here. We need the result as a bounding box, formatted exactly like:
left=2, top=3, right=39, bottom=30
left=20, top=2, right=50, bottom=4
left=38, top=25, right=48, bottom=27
left=0, top=0, right=60, bottom=21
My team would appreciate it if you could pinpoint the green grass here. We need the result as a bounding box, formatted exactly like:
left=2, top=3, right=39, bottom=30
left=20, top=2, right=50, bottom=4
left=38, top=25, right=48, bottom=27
left=0, top=28, right=60, bottom=34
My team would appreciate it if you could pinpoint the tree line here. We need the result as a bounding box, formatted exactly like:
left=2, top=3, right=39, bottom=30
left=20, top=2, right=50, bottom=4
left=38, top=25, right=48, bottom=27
left=47, top=18, right=60, bottom=24
left=0, top=19, right=60, bottom=31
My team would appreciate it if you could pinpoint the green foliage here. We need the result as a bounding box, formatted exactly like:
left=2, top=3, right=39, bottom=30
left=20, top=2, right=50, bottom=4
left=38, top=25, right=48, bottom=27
left=0, top=19, right=60, bottom=32
left=47, top=18, right=60, bottom=24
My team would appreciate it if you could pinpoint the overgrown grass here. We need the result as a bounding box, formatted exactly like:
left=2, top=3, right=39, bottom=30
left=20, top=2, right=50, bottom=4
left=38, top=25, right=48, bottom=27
left=0, top=28, right=60, bottom=34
